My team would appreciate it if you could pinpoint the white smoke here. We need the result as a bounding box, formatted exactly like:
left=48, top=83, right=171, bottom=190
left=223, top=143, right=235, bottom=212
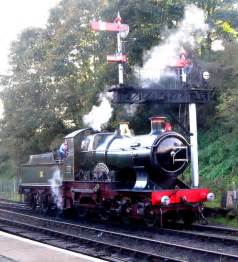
left=211, top=39, right=225, bottom=51
left=49, top=170, right=63, bottom=209
left=83, top=92, right=113, bottom=131
left=136, top=5, right=209, bottom=87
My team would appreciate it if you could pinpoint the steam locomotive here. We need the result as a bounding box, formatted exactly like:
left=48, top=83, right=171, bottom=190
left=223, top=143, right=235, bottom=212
left=19, top=116, right=213, bottom=226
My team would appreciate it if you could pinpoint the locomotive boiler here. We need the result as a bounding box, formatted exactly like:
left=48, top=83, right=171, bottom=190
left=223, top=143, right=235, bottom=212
left=79, top=116, right=189, bottom=190
left=19, top=116, right=213, bottom=226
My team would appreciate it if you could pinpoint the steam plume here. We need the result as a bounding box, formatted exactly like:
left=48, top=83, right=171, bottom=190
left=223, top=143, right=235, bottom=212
left=137, top=5, right=209, bottom=87
left=83, top=92, right=113, bottom=131
left=49, top=170, right=63, bottom=209
left=211, top=39, right=225, bottom=51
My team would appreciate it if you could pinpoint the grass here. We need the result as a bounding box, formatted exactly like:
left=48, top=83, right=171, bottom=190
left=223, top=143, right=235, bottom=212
left=0, top=192, right=20, bottom=201
left=198, top=124, right=238, bottom=228
left=195, top=124, right=238, bottom=208
left=208, top=216, right=238, bottom=228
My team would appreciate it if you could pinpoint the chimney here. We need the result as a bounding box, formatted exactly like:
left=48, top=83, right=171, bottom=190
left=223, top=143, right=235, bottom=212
left=149, top=116, right=166, bottom=135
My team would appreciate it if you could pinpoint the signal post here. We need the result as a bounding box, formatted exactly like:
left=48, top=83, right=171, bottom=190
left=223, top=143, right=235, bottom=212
left=91, top=13, right=129, bottom=85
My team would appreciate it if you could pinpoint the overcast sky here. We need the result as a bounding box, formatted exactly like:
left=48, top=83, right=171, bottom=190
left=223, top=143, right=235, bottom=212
left=0, top=0, right=60, bottom=75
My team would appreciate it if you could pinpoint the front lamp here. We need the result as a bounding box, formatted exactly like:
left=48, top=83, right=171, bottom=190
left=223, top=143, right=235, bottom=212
left=202, top=71, right=210, bottom=80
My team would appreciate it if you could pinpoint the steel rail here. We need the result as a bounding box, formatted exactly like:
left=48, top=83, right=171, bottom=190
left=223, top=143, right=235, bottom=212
left=0, top=210, right=183, bottom=262
left=2, top=199, right=238, bottom=238
left=1, top=201, right=238, bottom=246
left=0, top=202, right=30, bottom=212
left=0, top=208, right=237, bottom=261
left=1, top=200, right=238, bottom=243
left=158, top=226, right=238, bottom=245
left=166, top=222, right=238, bottom=239
left=183, top=223, right=238, bottom=237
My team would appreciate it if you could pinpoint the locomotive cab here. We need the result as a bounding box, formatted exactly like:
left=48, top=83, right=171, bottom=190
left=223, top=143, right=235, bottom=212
left=64, top=128, right=95, bottom=179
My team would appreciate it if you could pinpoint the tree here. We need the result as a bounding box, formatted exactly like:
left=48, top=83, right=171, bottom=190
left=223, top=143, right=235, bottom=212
left=1, top=0, right=238, bottom=170
left=0, top=0, right=106, bottom=165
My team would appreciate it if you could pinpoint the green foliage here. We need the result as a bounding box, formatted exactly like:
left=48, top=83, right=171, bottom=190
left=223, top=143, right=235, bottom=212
left=0, top=0, right=105, bottom=166
left=216, top=20, right=238, bottom=39
left=0, top=0, right=187, bottom=167
left=198, top=124, right=238, bottom=207
left=209, top=216, right=238, bottom=228
left=0, top=144, right=14, bottom=179
left=205, top=42, right=238, bottom=127
left=0, top=143, right=17, bottom=200
left=199, top=126, right=238, bottom=178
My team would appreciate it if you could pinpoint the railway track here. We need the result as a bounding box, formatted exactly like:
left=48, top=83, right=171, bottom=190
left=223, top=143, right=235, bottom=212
left=0, top=199, right=28, bottom=209
left=1, top=199, right=238, bottom=239
left=0, top=204, right=237, bottom=261
left=0, top=207, right=183, bottom=262
left=172, top=223, right=238, bottom=238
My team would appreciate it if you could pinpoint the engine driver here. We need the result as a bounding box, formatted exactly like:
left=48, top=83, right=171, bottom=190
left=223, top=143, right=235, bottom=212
left=59, top=141, right=68, bottom=160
